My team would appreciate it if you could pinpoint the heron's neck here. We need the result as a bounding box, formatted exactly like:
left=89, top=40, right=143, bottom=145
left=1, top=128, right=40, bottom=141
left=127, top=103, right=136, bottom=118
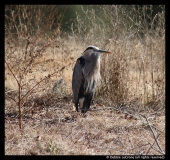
left=89, top=52, right=101, bottom=75
left=83, top=51, right=101, bottom=72
left=83, top=52, right=101, bottom=84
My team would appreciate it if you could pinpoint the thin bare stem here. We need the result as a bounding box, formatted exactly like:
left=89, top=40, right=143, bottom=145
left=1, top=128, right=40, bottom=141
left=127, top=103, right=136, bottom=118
left=144, top=115, right=165, bottom=155
left=5, top=60, right=20, bottom=87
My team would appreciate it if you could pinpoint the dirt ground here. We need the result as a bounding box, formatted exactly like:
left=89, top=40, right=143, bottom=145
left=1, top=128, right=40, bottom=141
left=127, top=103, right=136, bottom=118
left=5, top=93, right=165, bottom=155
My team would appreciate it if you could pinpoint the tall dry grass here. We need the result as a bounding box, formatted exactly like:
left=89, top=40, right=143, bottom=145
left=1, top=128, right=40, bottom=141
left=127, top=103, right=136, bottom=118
left=5, top=5, right=165, bottom=122
left=5, top=5, right=165, bottom=155
left=71, top=5, right=165, bottom=110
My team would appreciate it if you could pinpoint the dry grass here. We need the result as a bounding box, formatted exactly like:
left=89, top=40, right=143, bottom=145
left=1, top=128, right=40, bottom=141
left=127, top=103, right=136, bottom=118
left=5, top=93, right=165, bottom=155
left=5, top=36, right=165, bottom=104
left=5, top=5, right=165, bottom=155
left=5, top=35, right=165, bottom=155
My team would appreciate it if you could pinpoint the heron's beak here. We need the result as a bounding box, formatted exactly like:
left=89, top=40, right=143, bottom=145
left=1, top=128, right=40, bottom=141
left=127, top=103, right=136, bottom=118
left=98, top=50, right=112, bottom=54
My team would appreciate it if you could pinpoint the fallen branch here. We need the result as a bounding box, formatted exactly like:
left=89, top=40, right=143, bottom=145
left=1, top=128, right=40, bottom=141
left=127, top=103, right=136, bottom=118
left=144, top=115, right=165, bottom=155
left=145, top=132, right=162, bottom=155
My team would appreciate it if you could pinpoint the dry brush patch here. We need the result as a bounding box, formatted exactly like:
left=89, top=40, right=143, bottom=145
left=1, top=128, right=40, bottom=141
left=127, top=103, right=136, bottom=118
left=5, top=5, right=165, bottom=155
left=5, top=97, right=165, bottom=155
left=5, top=36, right=165, bottom=155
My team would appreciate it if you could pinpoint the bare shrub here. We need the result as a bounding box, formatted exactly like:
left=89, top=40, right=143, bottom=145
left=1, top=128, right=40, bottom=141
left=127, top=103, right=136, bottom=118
left=5, top=5, right=68, bottom=129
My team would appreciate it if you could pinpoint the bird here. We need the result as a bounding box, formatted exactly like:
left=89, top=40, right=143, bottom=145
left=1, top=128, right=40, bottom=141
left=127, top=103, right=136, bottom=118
left=72, top=46, right=112, bottom=113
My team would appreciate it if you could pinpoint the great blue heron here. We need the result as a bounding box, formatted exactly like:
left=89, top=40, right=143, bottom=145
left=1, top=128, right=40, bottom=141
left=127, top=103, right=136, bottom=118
left=72, top=46, right=112, bottom=113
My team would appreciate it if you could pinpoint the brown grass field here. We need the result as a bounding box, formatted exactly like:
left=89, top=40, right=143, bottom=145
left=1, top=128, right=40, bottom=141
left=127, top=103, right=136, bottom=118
left=5, top=5, right=165, bottom=155
left=5, top=38, right=165, bottom=155
left=5, top=100, right=165, bottom=155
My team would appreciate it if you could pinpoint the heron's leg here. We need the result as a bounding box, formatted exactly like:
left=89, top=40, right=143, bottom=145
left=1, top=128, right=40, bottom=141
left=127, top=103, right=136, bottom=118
left=75, top=102, right=79, bottom=112
left=81, top=93, right=93, bottom=113
left=87, top=93, right=93, bottom=110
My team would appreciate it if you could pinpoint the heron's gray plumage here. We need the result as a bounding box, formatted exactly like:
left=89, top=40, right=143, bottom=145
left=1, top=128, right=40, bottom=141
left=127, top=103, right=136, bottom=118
left=72, top=58, right=84, bottom=105
left=72, top=46, right=111, bottom=113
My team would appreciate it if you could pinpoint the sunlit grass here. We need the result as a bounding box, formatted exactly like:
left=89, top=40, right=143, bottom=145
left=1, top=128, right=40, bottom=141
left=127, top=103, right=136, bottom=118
left=5, top=5, right=165, bottom=155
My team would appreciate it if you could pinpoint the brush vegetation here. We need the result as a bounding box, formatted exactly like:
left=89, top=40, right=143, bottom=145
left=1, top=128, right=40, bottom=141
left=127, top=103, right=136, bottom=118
left=5, top=5, right=165, bottom=155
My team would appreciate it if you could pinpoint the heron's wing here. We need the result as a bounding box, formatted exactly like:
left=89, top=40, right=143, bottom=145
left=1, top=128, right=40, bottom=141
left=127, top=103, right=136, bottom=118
left=72, top=59, right=84, bottom=104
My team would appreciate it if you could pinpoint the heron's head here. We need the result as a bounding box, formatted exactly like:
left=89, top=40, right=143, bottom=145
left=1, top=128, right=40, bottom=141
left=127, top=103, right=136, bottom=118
left=83, top=46, right=112, bottom=56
